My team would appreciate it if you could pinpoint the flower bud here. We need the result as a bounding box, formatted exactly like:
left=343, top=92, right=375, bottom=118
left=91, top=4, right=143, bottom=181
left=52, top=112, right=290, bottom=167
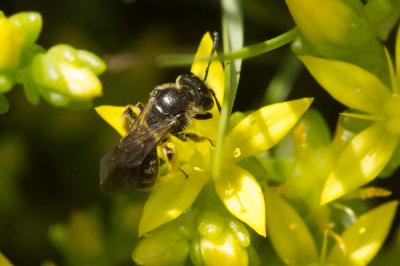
left=197, top=211, right=225, bottom=240
left=0, top=17, right=24, bottom=69
left=31, top=45, right=105, bottom=101
left=132, top=226, right=190, bottom=266
left=200, top=229, right=248, bottom=266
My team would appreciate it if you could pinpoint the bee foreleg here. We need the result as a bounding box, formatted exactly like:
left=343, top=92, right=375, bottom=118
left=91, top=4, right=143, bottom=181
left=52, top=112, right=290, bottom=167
left=174, top=132, right=214, bottom=146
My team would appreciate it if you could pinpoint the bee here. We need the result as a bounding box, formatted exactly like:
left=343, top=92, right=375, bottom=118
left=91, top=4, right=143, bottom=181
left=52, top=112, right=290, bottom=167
left=100, top=32, right=221, bottom=193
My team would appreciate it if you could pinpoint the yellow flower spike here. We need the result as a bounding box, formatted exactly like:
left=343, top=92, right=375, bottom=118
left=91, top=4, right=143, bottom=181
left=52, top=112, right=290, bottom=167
left=328, top=201, right=398, bottom=265
left=300, top=56, right=391, bottom=114
left=214, top=163, right=266, bottom=237
left=0, top=17, right=25, bottom=69
left=200, top=229, right=248, bottom=266
left=321, top=123, right=398, bottom=205
left=139, top=162, right=210, bottom=236
left=95, top=105, right=141, bottom=136
left=285, top=0, right=358, bottom=46
left=190, top=32, right=224, bottom=141
left=226, top=98, right=313, bottom=160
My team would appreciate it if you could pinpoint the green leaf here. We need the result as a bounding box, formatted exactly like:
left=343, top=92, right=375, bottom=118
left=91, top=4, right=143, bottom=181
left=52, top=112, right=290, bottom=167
left=214, top=163, right=266, bottom=236
left=264, top=186, right=318, bottom=265
left=0, top=94, right=9, bottom=114
left=300, top=56, right=391, bottom=114
left=139, top=166, right=209, bottom=236
left=321, top=123, right=398, bottom=204
left=328, top=201, right=398, bottom=265
left=226, top=98, right=313, bottom=160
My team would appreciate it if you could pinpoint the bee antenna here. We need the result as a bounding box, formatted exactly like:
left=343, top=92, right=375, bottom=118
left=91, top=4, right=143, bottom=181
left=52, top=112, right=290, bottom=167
left=203, top=31, right=219, bottom=82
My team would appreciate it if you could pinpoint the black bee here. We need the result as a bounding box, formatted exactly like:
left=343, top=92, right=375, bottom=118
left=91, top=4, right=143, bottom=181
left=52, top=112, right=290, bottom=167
left=100, top=32, right=221, bottom=193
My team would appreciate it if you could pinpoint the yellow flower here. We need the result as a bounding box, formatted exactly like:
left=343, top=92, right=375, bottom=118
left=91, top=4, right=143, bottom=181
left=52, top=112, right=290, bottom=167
left=300, top=25, right=400, bottom=205
left=96, top=32, right=312, bottom=238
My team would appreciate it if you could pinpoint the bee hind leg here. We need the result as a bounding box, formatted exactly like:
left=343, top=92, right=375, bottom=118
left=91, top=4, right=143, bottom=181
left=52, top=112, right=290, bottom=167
left=122, top=102, right=144, bottom=131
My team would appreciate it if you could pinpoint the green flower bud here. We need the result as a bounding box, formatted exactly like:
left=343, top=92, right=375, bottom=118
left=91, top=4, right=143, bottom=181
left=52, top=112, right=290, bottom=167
left=200, top=229, right=248, bottom=266
left=0, top=16, right=25, bottom=69
left=77, top=50, right=106, bottom=75
left=197, top=211, right=225, bottom=240
left=226, top=218, right=250, bottom=248
left=132, top=226, right=190, bottom=266
left=189, top=240, right=204, bottom=266
left=31, top=45, right=105, bottom=102
left=48, top=44, right=78, bottom=64
left=0, top=73, right=15, bottom=93
left=9, top=12, right=42, bottom=51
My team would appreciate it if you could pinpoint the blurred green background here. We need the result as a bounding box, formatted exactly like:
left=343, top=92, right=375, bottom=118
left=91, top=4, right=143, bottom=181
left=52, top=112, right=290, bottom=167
left=0, top=0, right=399, bottom=265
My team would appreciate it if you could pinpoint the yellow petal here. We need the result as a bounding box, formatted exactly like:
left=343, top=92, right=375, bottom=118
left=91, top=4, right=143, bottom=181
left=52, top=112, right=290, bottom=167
left=328, top=201, right=398, bottom=265
left=321, top=123, right=398, bottom=205
left=191, top=32, right=224, bottom=104
left=285, top=0, right=357, bottom=46
left=300, top=56, right=391, bottom=114
left=214, top=163, right=266, bottom=236
left=264, top=186, right=318, bottom=265
left=139, top=166, right=210, bottom=236
left=190, top=32, right=225, bottom=141
left=95, top=105, right=127, bottom=136
left=226, top=98, right=313, bottom=160
left=0, top=252, right=13, bottom=266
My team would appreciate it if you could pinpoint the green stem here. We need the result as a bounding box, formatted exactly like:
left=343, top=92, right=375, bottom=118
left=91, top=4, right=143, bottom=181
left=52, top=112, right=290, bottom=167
left=319, top=229, right=328, bottom=266
left=213, top=0, right=243, bottom=178
left=157, top=28, right=299, bottom=67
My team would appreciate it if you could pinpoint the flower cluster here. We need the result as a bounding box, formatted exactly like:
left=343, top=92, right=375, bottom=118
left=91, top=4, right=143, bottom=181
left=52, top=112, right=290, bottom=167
left=0, top=10, right=105, bottom=113
left=96, top=33, right=312, bottom=265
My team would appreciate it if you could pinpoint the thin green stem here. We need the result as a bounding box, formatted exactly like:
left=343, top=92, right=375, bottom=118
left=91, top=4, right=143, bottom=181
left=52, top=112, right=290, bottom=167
left=319, top=229, right=329, bottom=266
left=157, top=28, right=299, bottom=67
left=213, top=0, right=243, bottom=178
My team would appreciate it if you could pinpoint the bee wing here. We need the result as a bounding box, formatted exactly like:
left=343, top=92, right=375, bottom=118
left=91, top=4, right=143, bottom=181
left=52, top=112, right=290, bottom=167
left=99, top=115, right=178, bottom=193
left=113, top=115, right=178, bottom=167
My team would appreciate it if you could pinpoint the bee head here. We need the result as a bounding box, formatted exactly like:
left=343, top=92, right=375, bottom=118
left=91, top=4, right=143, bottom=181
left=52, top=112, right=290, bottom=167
left=176, top=73, right=214, bottom=112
